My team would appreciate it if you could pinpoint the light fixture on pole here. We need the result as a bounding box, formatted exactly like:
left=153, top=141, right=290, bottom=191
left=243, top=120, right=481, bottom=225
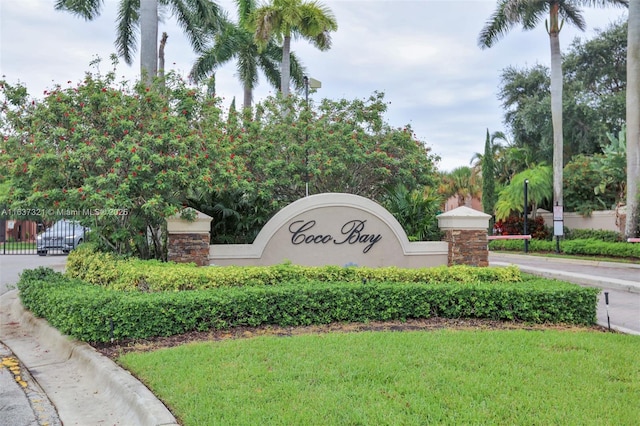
left=303, top=76, right=321, bottom=197
left=524, top=179, right=529, bottom=254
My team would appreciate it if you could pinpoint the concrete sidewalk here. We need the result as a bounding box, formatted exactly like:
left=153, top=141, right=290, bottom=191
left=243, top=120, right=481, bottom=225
left=0, top=290, right=179, bottom=426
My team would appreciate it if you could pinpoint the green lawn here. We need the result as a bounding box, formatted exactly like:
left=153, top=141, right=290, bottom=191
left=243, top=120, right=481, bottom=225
left=119, top=329, right=640, bottom=425
left=0, top=242, right=36, bottom=251
left=493, top=250, right=640, bottom=265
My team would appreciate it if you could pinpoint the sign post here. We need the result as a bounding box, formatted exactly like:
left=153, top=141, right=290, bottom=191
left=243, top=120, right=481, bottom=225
left=553, top=203, right=563, bottom=253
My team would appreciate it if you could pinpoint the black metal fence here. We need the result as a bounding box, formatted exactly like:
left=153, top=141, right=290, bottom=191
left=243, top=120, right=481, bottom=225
left=0, top=213, right=88, bottom=255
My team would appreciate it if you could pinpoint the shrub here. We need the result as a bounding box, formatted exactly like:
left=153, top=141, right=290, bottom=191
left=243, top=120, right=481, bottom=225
left=18, top=272, right=599, bottom=343
left=66, top=247, right=523, bottom=291
left=489, top=239, right=555, bottom=252
left=489, top=238, right=640, bottom=259
left=493, top=215, right=549, bottom=240
left=562, top=239, right=640, bottom=258
left=65, top=243, right=126, bottom=286
left=564, top=229, right=622, bottom=242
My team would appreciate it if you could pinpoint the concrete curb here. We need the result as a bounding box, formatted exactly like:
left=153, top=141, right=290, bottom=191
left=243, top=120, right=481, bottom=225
left=491, top=252, right=640, bottom=269
left=3, top=291, right=179, bottom=426
left=0, top=342, right=61, bottom=426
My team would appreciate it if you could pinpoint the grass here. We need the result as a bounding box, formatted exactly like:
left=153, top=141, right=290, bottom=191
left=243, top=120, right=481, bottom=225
left=0, top=241, right=36, bottom=251
left=491, top=249, right=640, bottom=265
left=118, top=329, right=640, bottom=425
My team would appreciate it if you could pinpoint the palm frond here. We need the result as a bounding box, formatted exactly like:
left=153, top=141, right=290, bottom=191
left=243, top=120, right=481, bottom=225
left=578, top=0, right=629, bottom=8
left=297, top=2, right=337, bottom=48
left=253, top=6, right=282, bottom=44
left=55, top=0, right=104, bottom=20
left=115, top=0, right=140, bottom=66
left=257, top=45, right=282, bottom=91
left=558, top=1, right=587, bottom=31
left=479, top=0, right=550, bottom=47
left=518, top=0, right=548, bottom=30
left=235, top=0, right=257, bottom=25
left=478, top=0, right=518, bottom=48
left=167, top=0, right=224, bottom=53
left=288, top=51, right=306, bottom=90
left=190, top=48, right=226, bottom=82
left=236, top=51, right=259, bottom=91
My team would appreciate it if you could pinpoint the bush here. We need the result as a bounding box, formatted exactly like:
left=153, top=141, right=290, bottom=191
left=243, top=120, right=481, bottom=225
left=489, top=239, right=555, bottom=252
left=489, top=238, right=640, bottom=259
left=18, top=272, right=599, bottom=343
left=64, top=243, right=125, bottom=286
left=493, top=215, right=550, bottom=240
left=66, top=247, right=523, bottom=291
left=562, top=239, right=640, bottom=258
left=564, top=229, right=622, bottom=242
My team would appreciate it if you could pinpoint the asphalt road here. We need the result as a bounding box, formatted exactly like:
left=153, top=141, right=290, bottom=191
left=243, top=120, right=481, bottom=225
left=490, top=253, right=640, bottom=334
left=0, top=254, right=67, bottom=295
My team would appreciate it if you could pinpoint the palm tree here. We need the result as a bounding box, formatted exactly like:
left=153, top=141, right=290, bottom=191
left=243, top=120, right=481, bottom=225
left=55, top=0, right=222, bottom=84
left=628, top=0, right=640, bottom=238
left=495, top=164, right=553, bottom=221
left=479, top=0, right=628, bottom=219
left=190, top=0, right=305, bottom=108
left=440, top=166, right=482, bottom=209
left=497, top=145, right=538, bottom=185
left=252, top=0, right=338, bottom=97
left=383, top=184, right=443, bottom=241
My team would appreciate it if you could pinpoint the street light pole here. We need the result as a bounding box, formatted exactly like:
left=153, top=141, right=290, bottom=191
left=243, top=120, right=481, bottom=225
left=304, top=76, right=309, bottom=197
left=302, top=76, right=321, bottom=198
left=524, top=179, right=529, bottom=254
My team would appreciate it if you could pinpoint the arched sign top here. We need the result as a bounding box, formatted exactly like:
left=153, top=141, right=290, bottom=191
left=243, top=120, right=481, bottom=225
left=253, top=193, right=411, bottom=251
left=210, top=192, right=448, bottom=268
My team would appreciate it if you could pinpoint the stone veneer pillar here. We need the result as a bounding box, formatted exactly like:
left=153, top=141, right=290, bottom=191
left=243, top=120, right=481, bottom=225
left=437, top=206, right=491, bottom=267
left=166, top=209, right=213, bottom=266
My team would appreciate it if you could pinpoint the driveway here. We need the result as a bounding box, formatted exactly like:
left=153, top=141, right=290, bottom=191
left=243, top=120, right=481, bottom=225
left=490, top=253, right=640, bottom=335
left=0, top=255, right=67, bottom=295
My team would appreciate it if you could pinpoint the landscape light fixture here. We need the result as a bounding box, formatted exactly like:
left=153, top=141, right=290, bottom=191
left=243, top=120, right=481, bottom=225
left=303, top=76, right=322, bottom=197
left=524, top=179, right=529, bottom=253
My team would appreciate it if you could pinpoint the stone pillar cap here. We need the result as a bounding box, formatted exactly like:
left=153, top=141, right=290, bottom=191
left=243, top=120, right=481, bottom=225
left=437, top=206, right=491, bottom=230
left=166, top=208, right=213, bottom=234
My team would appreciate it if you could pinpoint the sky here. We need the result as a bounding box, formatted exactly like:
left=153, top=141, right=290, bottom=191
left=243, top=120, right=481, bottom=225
left=0, top=0, right=629, bottom=172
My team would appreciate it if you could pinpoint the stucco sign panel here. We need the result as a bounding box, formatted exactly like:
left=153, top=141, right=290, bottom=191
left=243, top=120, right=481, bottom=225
left=210, top=193, right=448, bottom=268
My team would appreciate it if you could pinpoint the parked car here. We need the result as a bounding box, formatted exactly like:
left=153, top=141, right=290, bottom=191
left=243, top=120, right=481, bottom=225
left=36, top=219, right=88, bottom=256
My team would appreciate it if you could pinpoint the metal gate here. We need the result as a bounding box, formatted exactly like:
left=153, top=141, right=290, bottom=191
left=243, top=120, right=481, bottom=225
left=0, top=213, right=88, bottom=255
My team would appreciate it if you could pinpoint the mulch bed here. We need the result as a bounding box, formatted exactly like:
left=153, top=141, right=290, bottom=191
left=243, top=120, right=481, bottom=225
left=92, top=318, right=610, bottom=360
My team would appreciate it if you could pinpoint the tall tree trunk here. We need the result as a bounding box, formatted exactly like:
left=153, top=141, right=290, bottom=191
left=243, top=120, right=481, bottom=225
left=281, top=35, right=291, bottom=96
left=549, top=5, right=564, bottom=216
left=482, top=128, right=496, bottom=217
left=140, top=0, right=159, bottom=84
left=159, top=32, right=168, bottom=80
left=627, top=0, right=640, bottom=238
left=243, top=84, right=252, bottom=109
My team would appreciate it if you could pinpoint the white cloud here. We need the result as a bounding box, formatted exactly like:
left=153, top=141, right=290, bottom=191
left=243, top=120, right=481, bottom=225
left=0, top=0, right=629, bottom=173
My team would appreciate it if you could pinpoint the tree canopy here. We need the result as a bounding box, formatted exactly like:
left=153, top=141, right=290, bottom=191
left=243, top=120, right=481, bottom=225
left=498, top=19, right=627, bottom=165
left=189, top=91, right=441, bottom=243
left=0, top=66, right=241, bottom=257
left=1, top=65, right=440, bottom=251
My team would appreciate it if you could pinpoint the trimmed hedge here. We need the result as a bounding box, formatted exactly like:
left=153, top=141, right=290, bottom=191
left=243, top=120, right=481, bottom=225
left=564, top=229, right=622, bottom=242
left=19, top=268, right=600, bottom=343
left=489, top=238, right=640, bottom=260
left=66, top=244, right=523, bottom=291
